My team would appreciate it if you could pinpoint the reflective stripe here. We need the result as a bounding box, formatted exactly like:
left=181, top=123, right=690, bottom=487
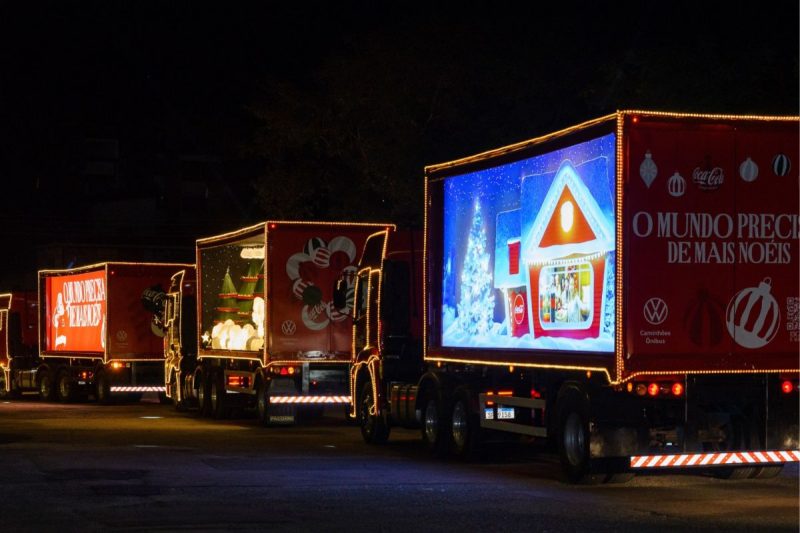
left=631, top=450, right=800, bottom=468
left=269, top=395, right=351, bottom=404
left=110, top=386, right=166, bottom=392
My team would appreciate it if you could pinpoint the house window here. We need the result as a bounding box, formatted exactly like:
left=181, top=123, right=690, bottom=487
left=538, top=263, right=593, bottom=329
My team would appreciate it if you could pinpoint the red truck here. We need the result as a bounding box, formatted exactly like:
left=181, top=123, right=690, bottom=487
left=346, top=111, right=800, bottom=482
left=37, top=262, right=194, bottom=402
left=181, top=221, right=393, bottom=424
left=0, top=292, right=39, bottom=397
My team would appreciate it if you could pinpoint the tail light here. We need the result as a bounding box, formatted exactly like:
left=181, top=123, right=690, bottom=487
left=671, top=382, right=684, bottom=397
left=227, top=376, right=248, bottom=388
left=781, top=380, right=794, bottom=394
left=647, top=383, right=660, bottom=397
left=111, top=362, right=124, bottom=370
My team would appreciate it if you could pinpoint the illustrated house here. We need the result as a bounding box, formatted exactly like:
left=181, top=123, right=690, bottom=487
left=521, top=159, right=614, bottom=340
left=493, top=208, right=528, bottom=337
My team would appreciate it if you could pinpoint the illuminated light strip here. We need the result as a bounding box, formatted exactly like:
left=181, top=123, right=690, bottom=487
left=425, top=355, right=612, bottom=384
left=630, top=450, right=800, bottom=468
left=110, top=386, right=167, bottom=392
left=269, top=395, right=350, bottom=404
left=425, top=113, right=618, bottom=176
left=615, top=112, right=624, bottom=383
left=619, top=109, right=799, bottom=122
left=619, top=368, right=800, bottom=383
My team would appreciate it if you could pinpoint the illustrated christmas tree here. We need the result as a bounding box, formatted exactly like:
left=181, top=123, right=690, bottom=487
left=215, top=267, right=239, bottom=323
left=236, top=261, right=262, bottom=324
left=457, top=201, right=495, bottom=336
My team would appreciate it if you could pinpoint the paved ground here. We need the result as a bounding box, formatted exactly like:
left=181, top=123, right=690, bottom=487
left=0, top=396, right=797, bottom=532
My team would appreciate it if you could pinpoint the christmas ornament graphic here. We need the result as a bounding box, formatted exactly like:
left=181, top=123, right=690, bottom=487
left=667, top=172, right=686, bottom=197
left=772, top=154, right=791, bottom=176
left=726, top=278, right=780, bottom=349
left=639, top=150, right=658, bottom=188
left=286, top=235, right=358, bottom=331
left=739, top=157, right=759, bottom=182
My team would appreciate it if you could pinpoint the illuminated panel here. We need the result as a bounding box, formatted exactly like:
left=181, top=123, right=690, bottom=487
left=439, top=133, right=616, bottom=352
left=197, top=229, right=265, bottom=356
left=44, top=269, right=107, bottom=353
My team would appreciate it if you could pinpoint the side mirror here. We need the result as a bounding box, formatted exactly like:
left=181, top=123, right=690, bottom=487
left=333, top=277, right=348, bottom=310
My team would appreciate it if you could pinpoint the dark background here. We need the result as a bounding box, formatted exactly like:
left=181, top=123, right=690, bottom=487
left=1, top=1, right=797, bottom=289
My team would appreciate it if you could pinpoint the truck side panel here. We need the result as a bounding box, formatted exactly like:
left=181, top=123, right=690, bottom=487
left=625, top=117, right=799, bottom=375
left=267, top=225, right=383, bottom=362
left=106, top=264, right=182, bottom=360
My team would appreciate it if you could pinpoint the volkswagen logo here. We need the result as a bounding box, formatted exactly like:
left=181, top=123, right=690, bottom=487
left=643, top=298, right=668, bottom=325
left=281, top=320, right=296, bottom=336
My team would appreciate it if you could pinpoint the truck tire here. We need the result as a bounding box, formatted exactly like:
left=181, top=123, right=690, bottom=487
left=196, top=370, right=211, bottom=417
left=359, top=381, right=389, bottom=444
left=38, top=371, right=55, bottom=402
left=256, top=379, right=269, bottom=426
left=713, top=416, right=757, bottom=480
left=420, top=387, right=451, bottom=457
left=55, top=370, right=76, bottom=403
left=450, top=387, right=482, bottom=460
left=210, top=371, right=229, bottom=419
left=95, top=371, right=111, bottom=404
left=556, top=384, right=601, bottom=484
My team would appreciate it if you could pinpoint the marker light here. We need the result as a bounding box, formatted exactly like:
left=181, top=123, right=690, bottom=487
left=781, top=381, right=794, bottom=394
left=671, top=382, right=684, bottom=397
left=111, top=362, right=124, bottom=370
left=647, top=383, right=659, bottom=397
left=635, top=383, right=647, bottom=396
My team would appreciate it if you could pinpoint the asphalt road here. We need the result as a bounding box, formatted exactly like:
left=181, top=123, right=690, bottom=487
left=0, top=396, right=797, bottom=532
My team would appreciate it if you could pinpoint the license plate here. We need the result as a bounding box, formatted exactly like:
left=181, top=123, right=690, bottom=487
left=497, top=407, right=514, bottom=420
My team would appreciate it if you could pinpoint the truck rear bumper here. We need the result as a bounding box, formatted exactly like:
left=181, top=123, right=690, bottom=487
left=631, top=449, right=800, bottom=469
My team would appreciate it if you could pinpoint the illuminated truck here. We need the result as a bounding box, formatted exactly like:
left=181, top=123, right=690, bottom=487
left=183, top=221, right=391, bottom=424
left=38, top=262, right=193, bottom=402
left=0, top=292, right=39, bottom=397
left=347, top=111, right=800, bottom=482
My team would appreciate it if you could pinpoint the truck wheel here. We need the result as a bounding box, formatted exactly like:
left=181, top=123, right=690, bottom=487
left=450, top=387, right=481, bottom=460
left=95, top=371, right=111, bottom=404
left=556, top=384, right=600, bottom=484
left=359, top=381, right=389, bottom=444
left=196, top=370, right=211, bottom=417
left=55, top=371, right=75, bottom=403
left=210, top=372, right=229, bottom=419
left=421, top=388, right=450, bottom=457
left=713, top=416, right=757, bottom=479
left=256, top=380, right=269, bottom=426
left=38, top=371, right=55, bottom=402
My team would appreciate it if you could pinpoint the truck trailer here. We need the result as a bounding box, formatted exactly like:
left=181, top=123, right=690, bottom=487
left=347, top=111, right=800, bottom=482
left=37, top=262, right=193, bottom=402
left=183, top=221, right=393, bottom=424
left=0, top=292, right=39, bottom=397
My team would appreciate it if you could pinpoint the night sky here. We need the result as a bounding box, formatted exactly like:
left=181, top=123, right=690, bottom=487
left=1, top=1, right=797, bottom=289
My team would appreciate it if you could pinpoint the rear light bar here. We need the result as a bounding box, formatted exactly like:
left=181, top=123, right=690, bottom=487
left=270, top=366, right=298, bottom=376
left=269, top=395, right=350, bottom=404
left=631, top=450, right=800, bottom=469
left=627, top=381, right=684, bottom=397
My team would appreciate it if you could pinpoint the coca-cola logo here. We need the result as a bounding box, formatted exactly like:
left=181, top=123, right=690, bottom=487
left=692, top=166, right=724, bottom=191
left=513, top=294, right=525, bottom=325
